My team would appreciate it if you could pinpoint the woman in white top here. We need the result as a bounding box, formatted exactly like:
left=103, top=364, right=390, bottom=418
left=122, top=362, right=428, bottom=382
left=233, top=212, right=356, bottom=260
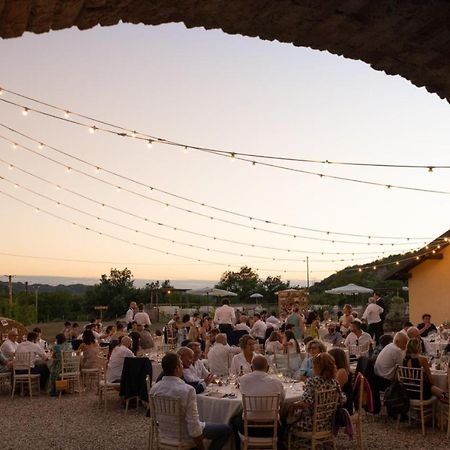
left=265, top=331, right=284, bottom=355
left=283, top=329, right=301, bottom=354
left=230, top=335, right=256, bottom=375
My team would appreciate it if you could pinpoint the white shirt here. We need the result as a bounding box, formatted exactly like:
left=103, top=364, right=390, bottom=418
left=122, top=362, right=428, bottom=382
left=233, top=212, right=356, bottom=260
left=266, top=316, right=281, bottom=329
left=0, top=338, right=18, bottom=360
left=125, top=308, right=135, bottom=324
left=207, top=343, right=240, bottom=376
left=192, top=359, right=210, bottom=380
left=230, top=352, right=253, bottom=375
left=15, top=341, right=47, bottom=368
left=234, top=323, right=251, bottom=333
left=214, top=304, right=236, bottom=325
left=362, top=303, right=384, bottom=324
left=183, top=365, right=207, bottom=390
left=150, top=376, right=204, bottom=441
left=239, top=370, right=285, bottom=418
left=264, top=340, right=284, bottom=354
left=374, top=343, right=405, bottom=380
left=134, top=311, right=151, bottom=326
left=344, top=331, right=372, bottom=348
left=37, top=338, right=47, bottom=350
left=250, top=320, right=267, bottom=340
left=107, top=345, right=135, bottom=382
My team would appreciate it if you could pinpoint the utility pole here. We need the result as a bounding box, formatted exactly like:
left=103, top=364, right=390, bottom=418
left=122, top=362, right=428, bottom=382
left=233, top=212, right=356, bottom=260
left=306, top=257, right=310, bottom=289
left=35, top=286, right=40, bottom=323
left=4, top=275, right=15, bottom=307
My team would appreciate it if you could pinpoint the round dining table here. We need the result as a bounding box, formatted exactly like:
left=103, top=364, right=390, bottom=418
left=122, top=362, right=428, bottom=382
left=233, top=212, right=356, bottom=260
left=431, top=369, right=448, bottom=391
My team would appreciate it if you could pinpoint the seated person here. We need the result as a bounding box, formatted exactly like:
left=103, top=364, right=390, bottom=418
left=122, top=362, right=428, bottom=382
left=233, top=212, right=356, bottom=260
left=417, top=314, right=438, bottom=338
left=234, top=315, right=251, bottom=333
left=406, top=327, right=426, bottom=354
left=137, top=324, right=154, bottom=353
left=0, top=351, right=12, bottom=373
left=283, top=330, right=301, bottom=354
left=230, top=335, right=257, bottom=376
left=178, top=347, right=213, bottom=393
left=403, top=338, right=448, bottom=402
left=49, top=333, right=72, bottom=396
left=250, top=313, right=267, bottom=345
left=265, top=311, right=281, bottom=330
left=207, top=333, right=240, bottom=376
left=288, top=353, right=346, bottom=434
left=374, top=332, right=407, bottom=391
left=106, top=336, right=134, bottom=383
left=232, top=355, right=284, bottom=448
left=344, top=321, right=372, bottom=354
left=294, top=339, right=326, bottom=380
left=33, top=327, right=48, bottom=350
left=323, top=322, right=343, bottom=346
left=78, top=329, right=101, bottom=369
left=15, top=331, right=50, bottom=390
left=399, top=321, right=413, bottom=336
left=150, top=352, right=232, bottom=450
left=329, top=347, right=353, bottom=414
left=187, top=341, right=210, bottom=380
left=371, top=334, right=393, bottom=360
left=0, top=329, right=19, bottom=361
left=264, top=331, right=284, bottom=355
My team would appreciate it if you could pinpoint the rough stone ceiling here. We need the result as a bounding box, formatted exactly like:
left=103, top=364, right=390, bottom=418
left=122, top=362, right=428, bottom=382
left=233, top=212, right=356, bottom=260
left=1, top=0, right=450, bottom=102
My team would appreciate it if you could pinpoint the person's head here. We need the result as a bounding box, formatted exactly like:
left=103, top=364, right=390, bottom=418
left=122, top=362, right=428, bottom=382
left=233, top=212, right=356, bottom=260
left=393, top=332, right=408, bottom=351
left=306, top=311, right=318, bottom=325
left=343, top=304, right=352, bottom=315
left=293, top=306, right=299, bottom=313
left=374, top=292, right=381, bottom=299
left=222, top=298, right=229, bottom=306
left=187, top=342, right=202, bottom=361
left=306, top=339, right=326, bottom=357
left=253, top=313, right=261, bottom=321
left=138, top=303, right=144, bottom=312
left=131, top=321, right=138, bottom=331
left=284, top=330, right=295, bottom=342
left=27, top=331, right=38, bottom=343
left=378, top=334, right=393, bottom=348
left=337, top=311, right=343, bottom=319
left=327, top=322, right=337, bottom=334
left=55, top=333, right=66, bottom=345
left=136, top=323, right=144, bottom=333
left=239, top=315, right=248, bottom=324
left=116, top=323, right=124, bottom=332
left=422, top=314, right=432, bottom=324
left=406, top=338, right=422, bottom=356
left=182, top=314, right=190, bottom=324
left=177, top=347, right=194, bottom=368
left=215, top=333, right=228, bottom=345
left=155, top=329, right=163, bottom=337
left=105, top=325, right=114, bottom=334
left=208, top=328, right=220, bottom=344
left=313, top=353, right=336, bottom=380
left=407, top=327, right=420, bottom=339
left=64, top=321, right=71, bottom=328
left=368, top=296, right=376, bottom=304
left=72, top=322, right=79, bottom=330
left=303, top=336, right=314, bottom=346
left=32, top=327, right=42, bottom=337
left=82, top=329, right=96, bottom=345
left=351, top=312, right=358, bottom=318
left=7, top=329, right=19, bottom=341
left=239, top=334, right=256, bottom=353
left=251, top=355, right=269, bottom=373
left=270, top=311, right=277, bottom=317
left=322, top=310, right=330, bottom=320
left=85, top=324, right=93, bottom=331
left=328, top=347, right=350, bottom=373
left=350, top=320, right=362, bottom=334
left=268, top=331, right=280, bottom=342
left=121, top=335, right=132, bottom=349
left=402, top=321, right=413, bottom=331
left=129, top=301, right=137, bottom=310
left=161, top=352, right=183, bottom=377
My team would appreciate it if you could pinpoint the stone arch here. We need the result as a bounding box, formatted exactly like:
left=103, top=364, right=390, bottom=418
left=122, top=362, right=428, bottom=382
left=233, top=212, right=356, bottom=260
left=1, top=1, right=450, bottom=101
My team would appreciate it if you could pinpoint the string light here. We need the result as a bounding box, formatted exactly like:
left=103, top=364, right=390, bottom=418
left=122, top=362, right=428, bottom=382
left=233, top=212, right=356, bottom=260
left=12, top=143, right=17, bottom=149
left=88, top=125, right=97, bottom=134
left=64, top=111, right=70, bottom=119
left=65, top=166, right=71, bottom=173
left=38, top=142, right=44, bottom=150
left=0, top=124, right=436, bottom=244
left=147, top=140, right=153, bottom=149
left=21, top=107, right=29, bottom=116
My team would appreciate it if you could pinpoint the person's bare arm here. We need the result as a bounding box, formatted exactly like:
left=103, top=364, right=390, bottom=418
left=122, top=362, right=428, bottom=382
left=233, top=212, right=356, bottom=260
left=420, top=356, right=433, bottom=383
left=192, top=434, right=205, bottom=450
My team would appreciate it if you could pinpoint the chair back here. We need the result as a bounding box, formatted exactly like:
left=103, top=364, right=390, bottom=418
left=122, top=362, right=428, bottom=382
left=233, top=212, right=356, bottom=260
left=242, top=394, right=280, bottom=424
left=150, top=395, right=192, bottom=447
left=61, top=351, right=81, bottom=376
left=397, top=365, right=425, bottom=401
left=311, top=388, right=340, bottom=434
left=273, top=353, right=290, bottom=375
left=13, top=352, right=34, bottom=372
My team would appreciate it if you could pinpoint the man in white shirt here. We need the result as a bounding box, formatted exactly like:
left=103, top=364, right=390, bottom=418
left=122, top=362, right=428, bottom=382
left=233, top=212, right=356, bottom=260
left=265, top=311, right=281, bottom=330
left=107, top=336, right=135, bottom=382
left=230, top=335, right=257, bottom=375
left=234, top=315, right=251, bottom=333
left=0, top=329, right=19, bottom=360
left=232, top=355, right=284, bottom=448
left=134, top=303, right=151, bottom=327
left=374, top=332, right=408, bottom=390
left=214, top=299, right=236, bottom=340
left=187, top=341, right=210, bottom=380
left=344, top=321, right=373, bottom=351
left=15, top=331, right=50, bottom=389
left=362, top=297, right=384, bottom=344
left=125, top=301, right=137, bottom=330
left=250, top=313, right=268, bottom=345
left=150, top=352, right=232, bottom=450
left=207, top=334, right=241, bottom=376
left=178, top=347, right=213, bottom=390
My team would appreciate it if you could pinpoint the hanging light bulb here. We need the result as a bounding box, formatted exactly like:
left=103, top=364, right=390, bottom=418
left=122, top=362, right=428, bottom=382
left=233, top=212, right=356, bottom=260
left=22, top=107, right=29, bottom=116
left=38, top=143, right=44, bottom=150
left=8, top=164, right=13, bottom=170
left=147, top=140, right=153, bottom=149
left=12, top=143, right=18, bottom=150
left=14, top=184, right=19, bottom=189
left=116, top=186, right=121, bottom=193
left=64, top=110, right=70, bottom=119
left=95, top=167, right=100, bottom=173
left=88, top=125, right=97, bottom=134
left=0, top=88, right=3, bottom=95
left=131, top=131, right=137, bottom=138
left=183, top=146, right=188, bottom=154
left=56, top=185, right=61, bottom=190
left=428, top=167, right=434, bottom=173
left=66, top=167, right=71, bottom=173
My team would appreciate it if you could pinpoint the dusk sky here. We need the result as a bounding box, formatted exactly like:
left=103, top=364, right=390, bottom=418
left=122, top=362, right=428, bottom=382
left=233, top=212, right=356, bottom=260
left=1, top=23, right=450, bottom=286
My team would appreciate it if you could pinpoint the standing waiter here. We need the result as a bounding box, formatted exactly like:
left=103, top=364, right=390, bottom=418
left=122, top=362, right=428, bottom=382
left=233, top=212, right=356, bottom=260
left=213, top=298, right=236, bottom=341
left=373, top=291, right=386, bottom=334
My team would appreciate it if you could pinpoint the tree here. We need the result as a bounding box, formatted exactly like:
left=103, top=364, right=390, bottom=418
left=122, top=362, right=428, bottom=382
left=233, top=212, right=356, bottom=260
left=261, top=276, right=290, bottom=303
left=215, top=266, right=260, bottom=302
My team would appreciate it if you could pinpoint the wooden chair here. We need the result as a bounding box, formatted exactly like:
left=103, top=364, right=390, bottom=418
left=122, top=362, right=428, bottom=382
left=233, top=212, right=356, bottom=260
left=397, top=365, right=436, bottom=435
left=439, top=369, right=450, bottom=437
left=11, top=352, right=40, bottom=398
left=288, top=387, right=340, bottom=450
left=98, top=366, right=120, bottom=410
left=149, top=394, right=195, bottom=450
left=352, top=373, right=366, bottom=449
left=59, top=351, right=82, bottom=397
left=0, top=371, right=12, bottom=394
left=239, top=394, right=280, bottom=450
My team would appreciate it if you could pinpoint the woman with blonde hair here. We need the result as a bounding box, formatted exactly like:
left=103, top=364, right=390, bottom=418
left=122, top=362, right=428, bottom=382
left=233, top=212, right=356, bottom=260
left=288, top=353, right=346, bottom=433
left=339, top=304, right=353, bottom=337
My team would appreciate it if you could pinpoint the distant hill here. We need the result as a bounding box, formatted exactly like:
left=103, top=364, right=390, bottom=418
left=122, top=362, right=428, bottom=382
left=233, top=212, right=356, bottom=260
left=0, top=281, right=90, bottom=295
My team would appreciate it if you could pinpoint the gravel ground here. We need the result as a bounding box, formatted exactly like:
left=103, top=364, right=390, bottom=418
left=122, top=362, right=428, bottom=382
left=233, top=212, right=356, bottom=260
left=1, top=391, right=449, bottom=450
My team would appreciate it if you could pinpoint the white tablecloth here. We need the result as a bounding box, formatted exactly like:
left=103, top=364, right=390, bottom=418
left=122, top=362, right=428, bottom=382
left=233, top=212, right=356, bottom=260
left=431, top=369, right=448, bottom=391
left=422, top=338, right=447, bottom=356
left=151, top=361, right=162, bottom=382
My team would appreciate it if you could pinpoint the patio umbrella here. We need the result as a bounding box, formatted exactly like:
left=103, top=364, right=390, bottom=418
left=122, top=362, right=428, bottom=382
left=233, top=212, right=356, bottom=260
left=325, top=283, right=373, bottom=295
left=0, top=317, right=28, bottom=342
left=185, top=287, right=238, bottom=297
left=249, top=293, right=263, bottom=299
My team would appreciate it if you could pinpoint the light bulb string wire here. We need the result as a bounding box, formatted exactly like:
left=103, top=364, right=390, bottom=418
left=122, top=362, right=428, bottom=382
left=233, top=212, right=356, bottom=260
left=1, top=87, right=449, bottom=171
left=0, top=137, right=432, bottom=248
left=0, top=121, right=437, bottom=243
left=0, top=156, right=403, bottom=258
